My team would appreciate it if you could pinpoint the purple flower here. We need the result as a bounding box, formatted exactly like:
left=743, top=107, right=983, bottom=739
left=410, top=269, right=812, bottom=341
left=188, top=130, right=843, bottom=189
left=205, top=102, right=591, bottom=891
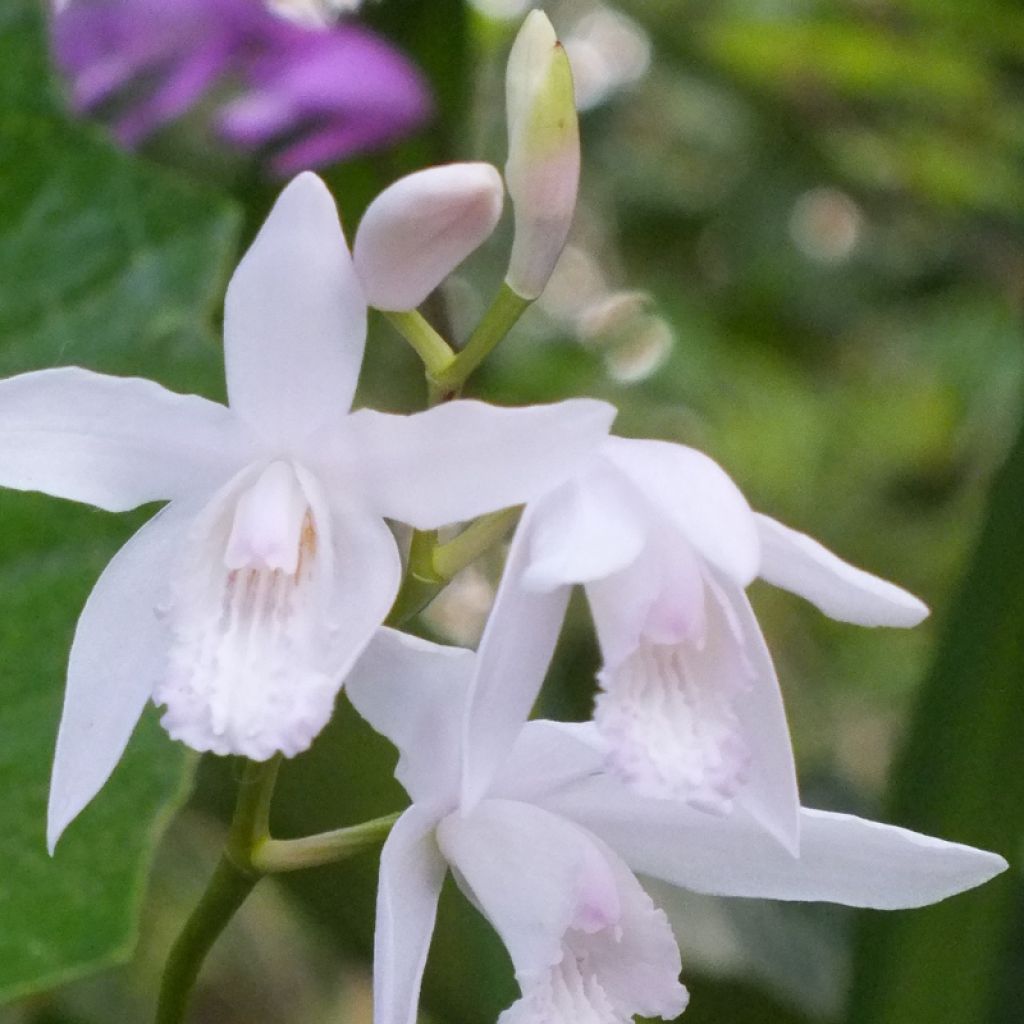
left=51, top=0, right=433, bottom=175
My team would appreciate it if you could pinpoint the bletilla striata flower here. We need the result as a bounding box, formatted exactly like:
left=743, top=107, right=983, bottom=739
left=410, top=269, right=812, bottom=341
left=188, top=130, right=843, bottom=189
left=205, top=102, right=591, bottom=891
left=501, top=436, right=929, bottom=851
left=0, top=172, right=614, bottom=851
left=347, top=571, right=1005, bottom=1024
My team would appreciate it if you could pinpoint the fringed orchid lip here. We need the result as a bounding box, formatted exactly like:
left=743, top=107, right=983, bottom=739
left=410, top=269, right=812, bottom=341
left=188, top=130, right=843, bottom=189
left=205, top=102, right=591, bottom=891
left=156, top=461, right=339, bottom=760
left=435, top=800, right=687, bottom=1024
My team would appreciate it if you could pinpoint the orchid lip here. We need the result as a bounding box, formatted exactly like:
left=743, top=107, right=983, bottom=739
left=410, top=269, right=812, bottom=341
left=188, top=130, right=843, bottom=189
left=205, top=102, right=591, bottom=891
left=155, top=459, right=338, bottom=760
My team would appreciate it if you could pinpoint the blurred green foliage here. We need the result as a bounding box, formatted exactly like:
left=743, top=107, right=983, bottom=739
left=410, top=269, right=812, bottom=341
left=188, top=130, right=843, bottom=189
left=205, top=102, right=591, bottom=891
left=0, top=0, right=240, bottom=1005
left=849, top=407, right=1024, bottom=1024
left=1, top=0, right=1022, bottom=1022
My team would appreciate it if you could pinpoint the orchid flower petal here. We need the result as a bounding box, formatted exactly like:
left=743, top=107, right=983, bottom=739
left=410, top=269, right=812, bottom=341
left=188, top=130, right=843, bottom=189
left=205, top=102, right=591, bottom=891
left=438, top=798, right=687, bottom=1024
left=588, top=569, right=743, bottom=817
left=757, top=514, right=929, bottom=627
left=346, top=627, right=475, bottom=808
left=461, top=512, right=571, bottom=812
left=374, top=806, right=447, bottom=1024
left=711, top=572, right=801, bottom=853
left=556, top=847, right=688, bottom=1023
left=583, top=563, right=800, bottom=855
left=490, top=720, right=610, bottom=804
left=437, top=798, right=622, bottom=977
left=547, top=779, right=1006, bottom=909
left=603, top=438, right=760, bottom=586
left=521, top=463, right=647, bottom=591
left=155, top=464, right=329, bottom=758
left=349, top=398, right=615, bottom=530
left=47, top=499, right=197, bottom=852
left=0, top=367, right=248, bottom=512
left=224, top=171, right=367, bottom=447
left=321, top=499, right=405, bottom=689
left=353, top=162, right=504, bottom=311
left=585, top=531, right=705, bottom=669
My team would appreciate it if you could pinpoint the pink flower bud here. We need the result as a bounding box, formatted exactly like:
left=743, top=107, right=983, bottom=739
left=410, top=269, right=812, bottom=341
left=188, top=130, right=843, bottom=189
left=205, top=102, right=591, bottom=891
left=354, top=162, right=504, bottom=311
left=504, top=11, right=581, bottom=300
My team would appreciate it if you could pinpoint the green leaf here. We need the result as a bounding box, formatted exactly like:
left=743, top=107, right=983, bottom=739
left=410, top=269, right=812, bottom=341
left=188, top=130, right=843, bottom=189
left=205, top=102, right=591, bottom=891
left=846, top=403, right=1024, bottom=1023
left=0, top=0, right=239, bottom=1002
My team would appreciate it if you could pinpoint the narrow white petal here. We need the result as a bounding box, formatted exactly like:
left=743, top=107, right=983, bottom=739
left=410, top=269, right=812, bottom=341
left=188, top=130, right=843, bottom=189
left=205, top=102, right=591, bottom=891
left=47, top=499, right=197, bottom=852
left=321, top=497, right=405, bottom=688
left=547, top=780, right=1007, bottom=909
left=603, top=438, right=760, bottom=586
left=346, top=628, right=475, bottom=808
left=712, top=573, right=801, bottom=854
left=461, top=511, right=571, bottom=811
left=757, top=514, right=929, bottom=627
left=375, top=806, right=447, bottom=1024
left=0, top=368, right=248, bottom=512
left=224, top=172, right=367, bottom=448
left=349, top=398, right=615, bottom=530
left=354, top=163, right=504, bottom=311
left=522, top=465, right=647, bottom=591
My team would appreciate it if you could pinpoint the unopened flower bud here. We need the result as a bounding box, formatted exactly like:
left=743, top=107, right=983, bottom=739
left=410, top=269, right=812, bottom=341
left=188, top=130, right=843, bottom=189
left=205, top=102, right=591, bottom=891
left=353, top=162, right=504, bottom=311
left=504, top=10, right=580, bottom=300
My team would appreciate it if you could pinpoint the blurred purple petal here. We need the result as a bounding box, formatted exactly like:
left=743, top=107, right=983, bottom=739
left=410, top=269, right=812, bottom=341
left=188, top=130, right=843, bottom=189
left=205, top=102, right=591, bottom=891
left=51, top=0, right=432, bottom=172
left=113, top=39, right=236, bottom=145
left=270, top=120, right=401, bottom=177
left=220, top=25, right=432, bottom=174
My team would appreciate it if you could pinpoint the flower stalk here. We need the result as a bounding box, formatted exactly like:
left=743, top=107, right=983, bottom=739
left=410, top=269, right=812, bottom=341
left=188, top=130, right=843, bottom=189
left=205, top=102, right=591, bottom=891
left=387, top=508, right=521, bottom=626
left=155, top=757, right=397, bottom=1023
left=155, top=757, right=279, bottom=1024
left=154, top=854, right=259, bottom=1024
left=252, top=813, right=400, bottom=873
left=382, top=310, right=456, bottom=381
left=434, top=284, right=533, bottom=396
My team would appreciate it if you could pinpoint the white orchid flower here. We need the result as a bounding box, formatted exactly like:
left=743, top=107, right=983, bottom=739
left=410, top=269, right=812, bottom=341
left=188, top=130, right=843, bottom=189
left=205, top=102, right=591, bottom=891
left=347, top=575, right=1005, bottom=1024
left=501, top=436, right=930, bottom=853
left=0, top=171, right=614, bottom=852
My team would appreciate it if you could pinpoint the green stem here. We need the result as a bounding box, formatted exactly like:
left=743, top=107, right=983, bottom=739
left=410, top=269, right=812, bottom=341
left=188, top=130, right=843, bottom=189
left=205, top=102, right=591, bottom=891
left=154, top=856, right=258, bottom=1024
left=383, top=310, right=456, bottom=379
left=226, top=756, right=281, bottom=865
left=387, top=529, right=444, bottom=626
left=252, top=813, right=400, bottom=873
left=386, top=509, right=520, bottom=626
left=432, top=507, right=520, bottom=578
left=434, top=283, right=532, bottom=394
left=155, top=757, right=279, bottom=1024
